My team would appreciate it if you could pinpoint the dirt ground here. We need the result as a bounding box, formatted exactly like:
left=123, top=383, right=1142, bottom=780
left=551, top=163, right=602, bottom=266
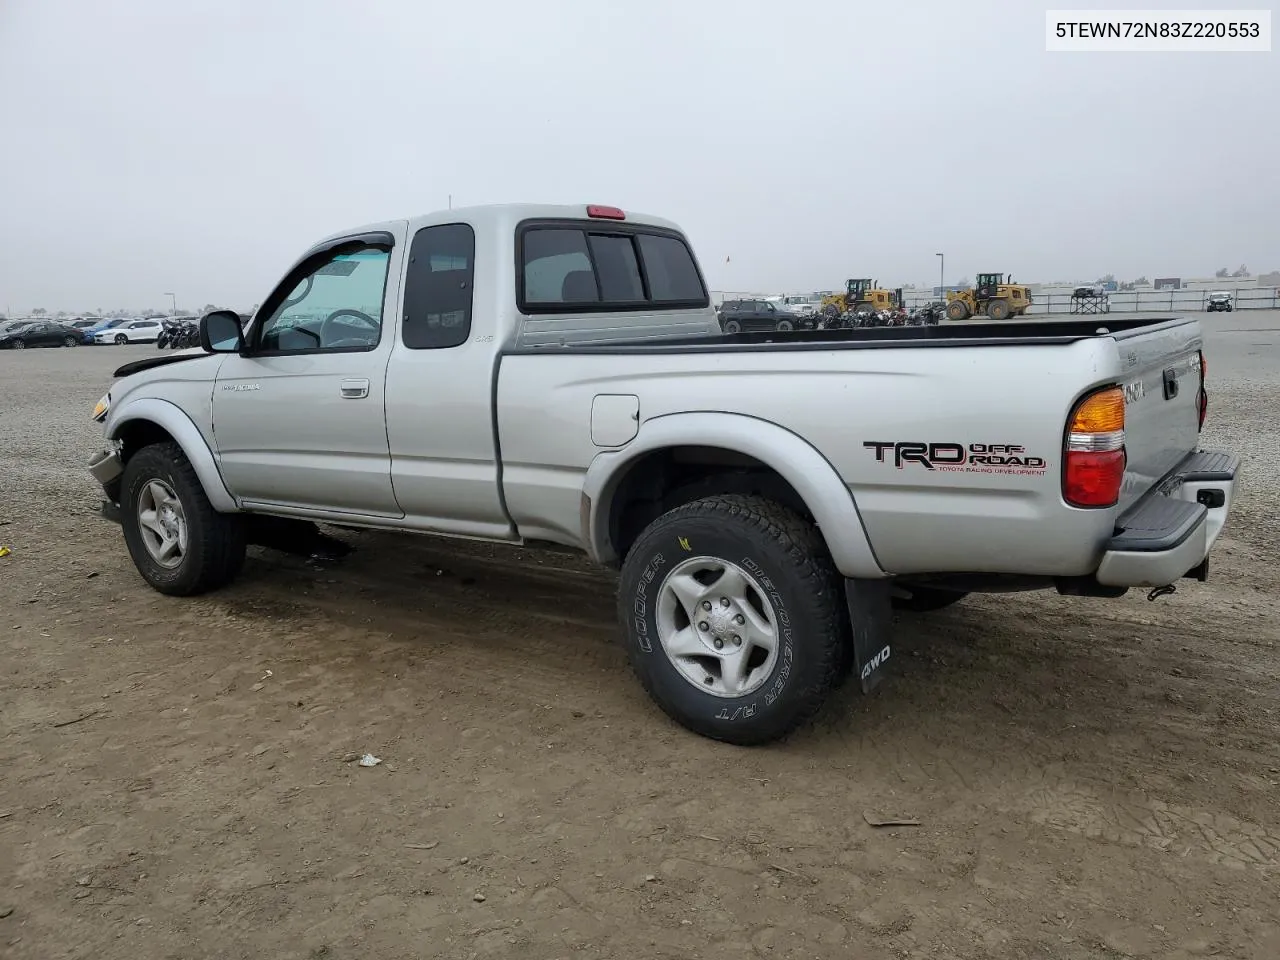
left=2, top=315, right=1278, bottom=960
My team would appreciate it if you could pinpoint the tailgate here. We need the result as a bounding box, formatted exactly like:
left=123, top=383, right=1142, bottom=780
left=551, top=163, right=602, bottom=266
left=1113, top=322, right=1204, bottom=510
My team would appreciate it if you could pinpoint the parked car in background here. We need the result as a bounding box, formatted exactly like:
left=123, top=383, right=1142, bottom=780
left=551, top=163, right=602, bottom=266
left=1206, top=292, right=1233, bottom=313
left=718, top=299, right=798, bottom=333
left=0, top=320, right=84, bottom=349
left=82, top=318, right=127, bottom=343
left=781, top=295, right=817, bottom=317
left=94, top=318, right=164, bottom=344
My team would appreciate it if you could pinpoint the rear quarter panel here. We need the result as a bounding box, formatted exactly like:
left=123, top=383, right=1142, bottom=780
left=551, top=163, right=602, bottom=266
left=498, top=338, right=1126, bottom=575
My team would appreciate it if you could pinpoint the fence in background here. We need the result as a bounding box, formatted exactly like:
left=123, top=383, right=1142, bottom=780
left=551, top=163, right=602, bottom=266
left=900, top=288, right=1280, bottom=314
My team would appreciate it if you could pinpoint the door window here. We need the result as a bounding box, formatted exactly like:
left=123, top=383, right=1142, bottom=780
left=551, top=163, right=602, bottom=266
left=257, top=246, right=392, bottom=353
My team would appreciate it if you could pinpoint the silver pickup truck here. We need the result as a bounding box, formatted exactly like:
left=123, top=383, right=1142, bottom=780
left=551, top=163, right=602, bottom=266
left=88, top=203, right=1240, bottom=744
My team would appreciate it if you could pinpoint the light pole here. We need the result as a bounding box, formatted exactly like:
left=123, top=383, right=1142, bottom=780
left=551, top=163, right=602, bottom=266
left=935, top=253, right=944, bottom=300
left=164, top=292, right=177, bottom=315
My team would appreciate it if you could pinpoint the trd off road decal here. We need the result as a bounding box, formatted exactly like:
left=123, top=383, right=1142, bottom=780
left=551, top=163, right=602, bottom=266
left=864, top=441, right=1048, bottom=476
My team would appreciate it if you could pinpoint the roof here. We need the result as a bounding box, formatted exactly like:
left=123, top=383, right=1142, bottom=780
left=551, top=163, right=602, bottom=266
left=316, top=203, right=686, bottom=248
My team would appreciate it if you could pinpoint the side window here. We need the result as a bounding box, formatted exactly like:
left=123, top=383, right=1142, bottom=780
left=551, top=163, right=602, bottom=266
left=402, top=223, right=475, bottom=350
left=523, top=228, right=596, bottom=304
left=258, top=246, right=391, bottom=353
left=636, top=233, right=705, bottom=303
left=587, top=234, right=643, bottom=302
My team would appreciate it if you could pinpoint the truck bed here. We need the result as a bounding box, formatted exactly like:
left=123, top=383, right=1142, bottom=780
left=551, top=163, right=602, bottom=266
left=509, top=316, right=1193, bottom=354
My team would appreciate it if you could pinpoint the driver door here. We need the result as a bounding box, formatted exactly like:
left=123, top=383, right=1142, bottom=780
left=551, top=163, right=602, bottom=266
left=211, top=226, right=405, bottom=517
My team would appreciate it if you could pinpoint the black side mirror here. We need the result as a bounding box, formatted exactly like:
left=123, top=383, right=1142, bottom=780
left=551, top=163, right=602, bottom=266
left=200, top=310, right=245, bottom=353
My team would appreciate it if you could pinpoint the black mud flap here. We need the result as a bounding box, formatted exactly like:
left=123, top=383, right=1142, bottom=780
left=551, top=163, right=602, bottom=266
left=844, top=578, right=894, bottom=693
left=101, top=499, right=122, bottom=525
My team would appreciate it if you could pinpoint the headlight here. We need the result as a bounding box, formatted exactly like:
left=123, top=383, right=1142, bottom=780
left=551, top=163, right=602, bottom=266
left=92, top=393, right=110, bottom=423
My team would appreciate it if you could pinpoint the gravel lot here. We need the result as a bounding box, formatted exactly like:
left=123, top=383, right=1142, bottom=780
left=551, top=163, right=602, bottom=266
left=2, top=315, right=1278, bottom=960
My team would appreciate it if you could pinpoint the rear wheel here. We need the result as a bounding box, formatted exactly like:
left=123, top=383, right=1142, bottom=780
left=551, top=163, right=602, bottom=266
left=12, top=339, right=25, bottom=350
left=618, top=494, right=850, bottom=745
left=120, top=442, right=246, bottom=596
left=114, top=333, right=129, bottom=345
left=986, top=298, right=1011, bottom=321
left=945, top=300, right=970, bottom=321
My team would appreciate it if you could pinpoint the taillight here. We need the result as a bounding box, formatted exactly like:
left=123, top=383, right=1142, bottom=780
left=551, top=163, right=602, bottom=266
left=1064, top=386, right=1125, bottom=508
left=1197, top=351, right=1208, bottom=431
left=586, top=205, right=626, bottom=220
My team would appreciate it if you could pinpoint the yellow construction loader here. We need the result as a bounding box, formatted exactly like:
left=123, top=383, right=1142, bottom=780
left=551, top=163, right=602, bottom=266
left=944, top=273, right=1032, bottom=321
left=820, top=278, right=900, bottom=316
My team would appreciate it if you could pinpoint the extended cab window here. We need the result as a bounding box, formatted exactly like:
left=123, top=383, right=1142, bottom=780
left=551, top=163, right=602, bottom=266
left=402, top=223, right=475, bottom=350
left=258, top=247, right=391, bottom=353
left=519, top=222, right=707, bottom=314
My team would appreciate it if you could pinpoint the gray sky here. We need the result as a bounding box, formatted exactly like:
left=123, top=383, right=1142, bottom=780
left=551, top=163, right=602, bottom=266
left=1, top=0, right=1275, bottom=312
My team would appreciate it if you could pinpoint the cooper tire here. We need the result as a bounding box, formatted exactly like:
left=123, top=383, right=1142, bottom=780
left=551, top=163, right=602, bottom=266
left=618, top=494, right=846, bottom=745
left=120, top=442, right=246, bottom=596
left=892, top=586, right=968, bottom=612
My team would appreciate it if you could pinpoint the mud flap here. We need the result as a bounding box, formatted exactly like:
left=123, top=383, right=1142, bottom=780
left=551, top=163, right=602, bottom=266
left=844, top=578, right=894, bottom=693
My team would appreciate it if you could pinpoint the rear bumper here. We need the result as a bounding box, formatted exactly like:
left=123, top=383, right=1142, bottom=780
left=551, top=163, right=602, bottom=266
left=1095, top=450, right=1239, bottom=588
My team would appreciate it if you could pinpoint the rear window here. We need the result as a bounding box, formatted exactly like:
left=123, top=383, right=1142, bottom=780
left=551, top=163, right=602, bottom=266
left=518, top=221, right=707, bottom=314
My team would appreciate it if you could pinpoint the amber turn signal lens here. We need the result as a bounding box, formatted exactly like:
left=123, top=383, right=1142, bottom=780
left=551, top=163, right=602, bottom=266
left=1069, top=386, right=1125, bottom=434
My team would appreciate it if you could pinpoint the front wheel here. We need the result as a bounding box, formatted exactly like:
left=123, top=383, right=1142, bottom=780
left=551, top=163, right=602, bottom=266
left=12, top=339, right=25, bottom=350
left=120, top=442, right=246, bottom=596
left=618, top=495, right=849, bottom=745
left=722, top=319, right=742, bottom=334
left=945, top=300, right=969, bottom=321
left=774, top=319, right=794, bottom=332
left=114, top=333, right=129, bottom=345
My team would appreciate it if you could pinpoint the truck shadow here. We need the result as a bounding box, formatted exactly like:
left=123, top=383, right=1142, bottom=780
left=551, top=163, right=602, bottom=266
left=216, top=527, right=1249, bottom=774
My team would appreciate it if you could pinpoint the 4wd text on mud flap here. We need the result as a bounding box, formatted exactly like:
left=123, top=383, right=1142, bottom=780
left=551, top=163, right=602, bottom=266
left=860, top=645, right=890, bottom=681
left=864, top=441, right=1047, bottom=471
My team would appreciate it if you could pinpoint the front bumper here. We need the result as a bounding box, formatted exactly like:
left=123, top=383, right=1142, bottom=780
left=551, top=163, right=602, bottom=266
left=1095, top=450, right=1239, bottom=588
left=89, top=447, right=123, bottom=488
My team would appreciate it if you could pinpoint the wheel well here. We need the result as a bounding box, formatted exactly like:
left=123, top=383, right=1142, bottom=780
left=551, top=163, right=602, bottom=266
left=606, top=446, right=816, bottom=565
left=115, top=420, right=177, bottom=466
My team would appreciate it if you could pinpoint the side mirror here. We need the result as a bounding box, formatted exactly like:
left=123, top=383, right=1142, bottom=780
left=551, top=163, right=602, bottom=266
left=200, top=311, right=245, bottom=353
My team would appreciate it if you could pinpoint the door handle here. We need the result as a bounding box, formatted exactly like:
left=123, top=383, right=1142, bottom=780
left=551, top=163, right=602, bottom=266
left=340, top=378, right=370, bottom=399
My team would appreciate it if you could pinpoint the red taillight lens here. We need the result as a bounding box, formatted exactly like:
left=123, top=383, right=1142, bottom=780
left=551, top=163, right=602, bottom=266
left=1064, top=449, right=1126, bottom=507
left=1064, top=386, right=1126, bottom=508
left=586, top=205, right=626, bottom=220
left=1197, top=352, right=1208, bottom=430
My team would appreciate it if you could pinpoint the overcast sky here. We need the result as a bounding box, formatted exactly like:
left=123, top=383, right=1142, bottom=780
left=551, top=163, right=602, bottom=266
left=0, top=0, right=1274, bottom=313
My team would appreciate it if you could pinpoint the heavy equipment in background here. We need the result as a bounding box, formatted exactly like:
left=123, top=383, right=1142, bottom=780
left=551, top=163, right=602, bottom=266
left=820, top=278, right=902, bottom=317
left=945, top=273, right=1032, bottom=321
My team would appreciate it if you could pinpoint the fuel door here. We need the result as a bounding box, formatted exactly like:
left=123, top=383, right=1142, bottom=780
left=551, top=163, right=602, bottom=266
left=591, top=394, right=640, bottom=447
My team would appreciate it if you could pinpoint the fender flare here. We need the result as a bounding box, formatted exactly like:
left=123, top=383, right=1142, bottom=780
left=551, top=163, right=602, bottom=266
left=582, top=412, right=885, bottom=578
left=108, top=398, right=240, bottom=513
